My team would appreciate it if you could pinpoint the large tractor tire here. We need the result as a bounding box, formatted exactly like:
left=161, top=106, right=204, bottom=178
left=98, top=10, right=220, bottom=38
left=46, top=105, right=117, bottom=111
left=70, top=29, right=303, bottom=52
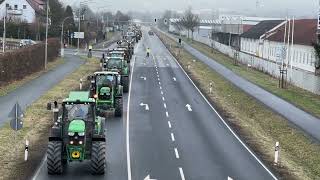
left=114, top=98, right=123, bottom=117
left=90, top=142, right=106, bottom=175
left=122, top=76, right=129, bottom=93
left=47, top=141, right=63, bottom=175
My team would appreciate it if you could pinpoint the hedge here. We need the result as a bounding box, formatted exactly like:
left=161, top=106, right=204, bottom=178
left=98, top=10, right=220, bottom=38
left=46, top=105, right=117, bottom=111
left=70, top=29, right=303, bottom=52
left=0, top=38, right=60, bottom=86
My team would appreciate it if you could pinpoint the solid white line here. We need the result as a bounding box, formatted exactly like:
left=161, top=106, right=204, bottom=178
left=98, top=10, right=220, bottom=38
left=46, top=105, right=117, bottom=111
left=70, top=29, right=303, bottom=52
left=161, top=91, right=164, bottom=95
left=31, top=155, right=46, bottom=180
left=171, top=133, right=175, bottom=142
left=174, top=148, right=180, bottom=159
left=162, top=97, right=165, bottom=101
left=166, top=111, right=169, bottom=117
left=126, top=44, right=139, bottom=180
left=164, top=103, right=167, bottom=109
left=179, top=167, right=186, bottom=180
left=169, top=42, right=278, bottom=180
left=168, top=121, right=172, bottom=128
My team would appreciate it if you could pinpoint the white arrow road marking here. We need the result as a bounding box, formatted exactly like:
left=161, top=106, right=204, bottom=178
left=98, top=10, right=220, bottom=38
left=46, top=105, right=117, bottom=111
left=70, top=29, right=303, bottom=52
left=144, top=174, right=157, bottom=180
left=179, top=168, right=186, bottom=180
left=186, top=104, right=192, bottom=111
left=173, top=77, right=176, bottom=81
left=140, top=103, right=149, bottom=111
left=140, top=76, right=146, bottom=80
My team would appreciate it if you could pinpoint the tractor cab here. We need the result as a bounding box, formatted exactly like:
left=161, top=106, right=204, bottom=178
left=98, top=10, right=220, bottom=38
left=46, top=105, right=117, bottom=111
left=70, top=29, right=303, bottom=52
left=107, top=50, right=129, bottom=63
left=90, top=72, right=123, bottom=117
left=47, top=91, right=106, bottom=175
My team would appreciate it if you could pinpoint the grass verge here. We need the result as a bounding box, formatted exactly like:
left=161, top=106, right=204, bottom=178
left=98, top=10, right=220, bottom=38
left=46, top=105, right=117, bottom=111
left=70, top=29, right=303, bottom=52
left=157, top=30, right=320, bottom=180
left=0, top=57, right=100, bottom=180
left=0, top=58, right=65, bottom=97
left=182, top=38, right=320, bottom=118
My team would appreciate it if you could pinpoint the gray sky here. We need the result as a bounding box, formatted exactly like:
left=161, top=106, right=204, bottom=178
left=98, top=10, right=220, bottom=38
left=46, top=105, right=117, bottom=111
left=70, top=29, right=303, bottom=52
left=64, top=0, right=319, bottom=18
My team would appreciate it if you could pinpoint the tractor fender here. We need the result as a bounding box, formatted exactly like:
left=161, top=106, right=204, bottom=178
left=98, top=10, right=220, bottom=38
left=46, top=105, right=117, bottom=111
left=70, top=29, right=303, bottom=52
left=49, top=127, right=62, bottom=141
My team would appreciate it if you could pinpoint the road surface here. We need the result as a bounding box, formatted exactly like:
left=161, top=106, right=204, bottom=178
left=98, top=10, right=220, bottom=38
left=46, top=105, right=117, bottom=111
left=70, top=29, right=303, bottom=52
left=32, top=27, right=277, bottom=180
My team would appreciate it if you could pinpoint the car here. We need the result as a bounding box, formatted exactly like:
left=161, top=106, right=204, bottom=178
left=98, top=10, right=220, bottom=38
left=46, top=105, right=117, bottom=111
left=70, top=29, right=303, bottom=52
left=148, top=31, right=154, bottom=36
left=19, top=39, right=36, bottom=47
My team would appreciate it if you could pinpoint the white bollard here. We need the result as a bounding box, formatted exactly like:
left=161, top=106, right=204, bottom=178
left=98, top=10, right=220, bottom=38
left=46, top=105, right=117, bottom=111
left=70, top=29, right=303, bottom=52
left=209, top=83, right=213, bottom=94
left=80, top=79, right=83, bottom=90
left=274, top=141, right=280, bottom=165
left=24, top=139, right=29, bottom=161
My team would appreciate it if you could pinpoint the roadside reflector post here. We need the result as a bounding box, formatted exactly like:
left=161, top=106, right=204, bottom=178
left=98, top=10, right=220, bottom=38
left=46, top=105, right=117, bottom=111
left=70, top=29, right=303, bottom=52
left=274, top=141, right=280, bottom=165
left=24, top=139, right=29, bottom=161
left=53, top=101, right=59, bottom=122
left=209, top=82, right=213, bottom=94
left=80, top=78, right=83, bottom=90
left=187, top=63, right=191, bottom=70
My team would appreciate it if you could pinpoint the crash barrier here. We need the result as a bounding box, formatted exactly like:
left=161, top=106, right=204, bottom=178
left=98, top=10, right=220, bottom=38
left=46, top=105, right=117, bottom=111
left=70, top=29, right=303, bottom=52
left=0, top=38, right=60, bottom=86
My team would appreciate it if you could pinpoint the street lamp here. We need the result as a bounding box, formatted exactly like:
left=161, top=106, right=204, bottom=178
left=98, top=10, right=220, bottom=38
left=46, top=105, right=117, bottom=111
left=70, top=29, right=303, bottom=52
left=60, top=16, right=73, bottom=57
left=2, top=6, right=8, bottom=53
left=45, top=0, right=49, bottom=69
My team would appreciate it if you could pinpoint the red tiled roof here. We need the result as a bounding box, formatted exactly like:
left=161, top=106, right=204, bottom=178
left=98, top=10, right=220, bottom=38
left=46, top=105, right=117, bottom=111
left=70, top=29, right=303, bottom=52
left=26, top=0, right=45, bottom=14
left=267, top=19, right=317, bottom=46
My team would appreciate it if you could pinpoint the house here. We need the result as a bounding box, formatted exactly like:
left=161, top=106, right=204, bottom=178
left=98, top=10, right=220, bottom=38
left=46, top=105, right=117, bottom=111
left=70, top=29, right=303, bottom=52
left=241, top=19, right=317, bottom=72
left=0, top=0, right=45, bottom=23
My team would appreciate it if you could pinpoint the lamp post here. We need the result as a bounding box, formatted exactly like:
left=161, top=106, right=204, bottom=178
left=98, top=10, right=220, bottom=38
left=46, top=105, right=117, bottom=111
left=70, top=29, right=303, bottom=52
left=2, top=6, right=8, bottom=53
left=61, top=16, right=72, bottom=57
left=45, top=0, right=49, bottom=69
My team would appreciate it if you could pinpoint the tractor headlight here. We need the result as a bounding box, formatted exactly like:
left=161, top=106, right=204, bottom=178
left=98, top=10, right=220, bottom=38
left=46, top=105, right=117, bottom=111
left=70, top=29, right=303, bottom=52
left=78, top=132, right=85, bottom=136
left=70, top=140, right=74, bottom=145
left=68, top=132, right=75, bottom=136
left=79, top=141, right=83, bottom=145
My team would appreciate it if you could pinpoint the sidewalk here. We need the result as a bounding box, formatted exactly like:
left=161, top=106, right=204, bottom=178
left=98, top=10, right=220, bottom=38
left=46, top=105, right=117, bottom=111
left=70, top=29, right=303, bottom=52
left=159, top=29, right=320, bottom=141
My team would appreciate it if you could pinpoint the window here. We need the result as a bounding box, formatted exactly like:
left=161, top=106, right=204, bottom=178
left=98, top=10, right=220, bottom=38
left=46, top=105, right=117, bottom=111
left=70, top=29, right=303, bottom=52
left=23, top=5, right=27, bottom=9
left=6, top=4, right=9, bottom=8
left=14, top=5, right=17, bottom=10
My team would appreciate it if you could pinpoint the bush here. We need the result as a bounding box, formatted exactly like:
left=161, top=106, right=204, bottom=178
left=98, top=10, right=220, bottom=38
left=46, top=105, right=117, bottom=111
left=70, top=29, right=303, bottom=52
left=0, top=38, right=60, bottom=86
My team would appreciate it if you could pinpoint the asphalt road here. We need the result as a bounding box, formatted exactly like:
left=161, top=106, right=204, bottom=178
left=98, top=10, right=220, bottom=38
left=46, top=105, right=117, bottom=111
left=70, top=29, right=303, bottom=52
left=31, top=28, right=277, bottom=180
left=161, top=32, right=320, bottom=142
left=0, top=53, right=85, bottom=127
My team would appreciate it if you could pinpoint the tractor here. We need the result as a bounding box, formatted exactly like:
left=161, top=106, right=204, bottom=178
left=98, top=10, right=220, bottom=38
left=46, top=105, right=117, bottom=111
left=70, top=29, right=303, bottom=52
left=89, top=71, right=123, bottom=117
left=103, top=57, right=130, bottom=93
left=107, top=50, right=130, bottom=63
left=46, top=91, right=106, bottom=175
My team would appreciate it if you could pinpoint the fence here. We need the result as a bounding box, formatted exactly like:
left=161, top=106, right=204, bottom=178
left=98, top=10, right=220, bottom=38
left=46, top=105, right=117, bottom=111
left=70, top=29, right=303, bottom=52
left=191, top=33, right=320, bottom=95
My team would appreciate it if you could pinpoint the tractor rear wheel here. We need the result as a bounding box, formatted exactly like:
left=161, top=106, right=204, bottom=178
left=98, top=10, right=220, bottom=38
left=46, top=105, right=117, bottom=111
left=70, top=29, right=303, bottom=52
left=123, top=76, right=129, bottom=93
left=114, top=98, right=123, bottom=117
left=47, top=141, right=63, bottom=175
left=90, top=142, right=106, bottom=175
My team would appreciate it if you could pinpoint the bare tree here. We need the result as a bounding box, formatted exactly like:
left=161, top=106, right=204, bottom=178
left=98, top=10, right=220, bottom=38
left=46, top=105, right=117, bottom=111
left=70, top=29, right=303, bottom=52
left=172, top=19, right=184, bottom=36
left=181, top=7, right=200, bottom=40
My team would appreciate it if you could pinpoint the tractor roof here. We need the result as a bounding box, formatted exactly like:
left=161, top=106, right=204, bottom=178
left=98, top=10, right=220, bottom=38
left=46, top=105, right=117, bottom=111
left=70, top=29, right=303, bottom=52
left=107, top=57, right=124, bottom=60
left=63, top=91, right=95, bottom=103
left=94, top=71, right=119, bottom=76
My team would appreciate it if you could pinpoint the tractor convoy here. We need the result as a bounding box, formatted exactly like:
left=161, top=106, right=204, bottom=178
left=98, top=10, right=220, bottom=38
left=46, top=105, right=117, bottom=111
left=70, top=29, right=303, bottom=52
left=46, top=25, right=142, bottom=175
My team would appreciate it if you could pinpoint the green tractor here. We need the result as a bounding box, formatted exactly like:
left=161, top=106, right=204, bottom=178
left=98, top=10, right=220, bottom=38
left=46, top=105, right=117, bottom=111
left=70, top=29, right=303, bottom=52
left=89, top=71, right=123, bottom=117
left=46, top=91, right=106, bottom=175
left=103, top=57, right=130, bottom=93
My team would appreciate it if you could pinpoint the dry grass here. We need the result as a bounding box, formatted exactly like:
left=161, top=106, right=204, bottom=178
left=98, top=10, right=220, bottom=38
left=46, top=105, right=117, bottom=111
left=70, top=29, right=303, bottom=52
left=0, top=57, right=100, bottom=180
left=0, top=58, right=65, bottom=97
left=157, top=31, right=320, bottom=180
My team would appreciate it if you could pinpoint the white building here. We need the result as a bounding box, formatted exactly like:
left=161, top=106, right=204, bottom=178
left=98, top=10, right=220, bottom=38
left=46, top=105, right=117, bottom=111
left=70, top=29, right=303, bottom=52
left=241, top=19, right=317, bottom=72
left=0, top=0, right=44, bottom=23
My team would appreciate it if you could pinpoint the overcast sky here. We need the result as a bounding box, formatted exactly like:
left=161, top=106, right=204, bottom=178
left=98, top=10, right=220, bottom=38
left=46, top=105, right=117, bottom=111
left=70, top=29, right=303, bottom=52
left=64, top=0, right=319, bottom=18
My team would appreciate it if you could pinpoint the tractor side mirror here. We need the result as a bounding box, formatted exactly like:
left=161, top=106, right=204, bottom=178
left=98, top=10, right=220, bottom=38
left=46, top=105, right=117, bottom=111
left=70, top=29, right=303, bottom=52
left=47, top=103, right=52, bottom=110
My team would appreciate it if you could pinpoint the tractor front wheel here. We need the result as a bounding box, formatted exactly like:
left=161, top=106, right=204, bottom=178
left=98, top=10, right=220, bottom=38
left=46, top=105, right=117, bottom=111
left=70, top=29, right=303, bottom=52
left=115, top=98, right=123, bottom=117
left=123, top=76, right=129, bottom=93
left=90, top=142, right=106, bottom=175
left=47, top=141, right=63, bottom=175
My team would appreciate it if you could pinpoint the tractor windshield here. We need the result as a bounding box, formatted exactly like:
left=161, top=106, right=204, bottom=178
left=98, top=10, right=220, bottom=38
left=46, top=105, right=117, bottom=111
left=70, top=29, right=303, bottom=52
left=96, top=74, right=115, bottom=87
left=106, top=59, right=122, bottom=69
left=64, top=104, right=94, bottom=121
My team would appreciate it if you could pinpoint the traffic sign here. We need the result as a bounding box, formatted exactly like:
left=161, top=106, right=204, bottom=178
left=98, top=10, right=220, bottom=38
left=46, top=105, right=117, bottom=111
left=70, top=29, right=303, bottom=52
left=74, top=32, right=84, bottom=39
left=9, top=102, right=24, bottom=131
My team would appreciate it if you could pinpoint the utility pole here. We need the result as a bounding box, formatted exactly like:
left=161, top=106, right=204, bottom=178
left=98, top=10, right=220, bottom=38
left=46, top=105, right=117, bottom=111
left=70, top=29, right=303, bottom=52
left=77, top=7, right=81, bottom=53
left=45, top=0, right=49, bottom=70
left=2, top=7, right=7, bottom=53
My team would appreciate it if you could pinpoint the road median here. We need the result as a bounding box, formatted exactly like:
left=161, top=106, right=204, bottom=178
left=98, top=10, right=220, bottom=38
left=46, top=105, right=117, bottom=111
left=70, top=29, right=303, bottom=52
left=155, top=29, right=320, bottom=180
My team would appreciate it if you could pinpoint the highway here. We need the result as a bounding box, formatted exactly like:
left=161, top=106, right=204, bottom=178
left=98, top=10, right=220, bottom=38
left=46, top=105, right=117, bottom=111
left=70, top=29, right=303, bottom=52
left=31, top=27, right=277, bottom=180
